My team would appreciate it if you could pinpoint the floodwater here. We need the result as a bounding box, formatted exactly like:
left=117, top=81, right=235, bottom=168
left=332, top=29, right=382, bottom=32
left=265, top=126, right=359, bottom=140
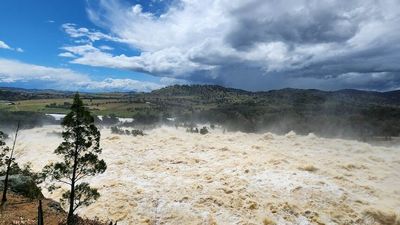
left=13, top=125, right=400, bottom=225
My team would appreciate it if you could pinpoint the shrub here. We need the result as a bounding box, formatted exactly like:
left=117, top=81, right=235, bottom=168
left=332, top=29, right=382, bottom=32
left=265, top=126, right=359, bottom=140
left=0, top=163, right=43, bottom=200
left=200, top=127, right=209, bottom=135
left=131, top=129, right=144, bottom=136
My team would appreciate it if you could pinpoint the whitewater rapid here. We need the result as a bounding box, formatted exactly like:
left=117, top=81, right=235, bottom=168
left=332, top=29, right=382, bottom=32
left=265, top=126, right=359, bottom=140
left=12, top=125, right=400, bottom=225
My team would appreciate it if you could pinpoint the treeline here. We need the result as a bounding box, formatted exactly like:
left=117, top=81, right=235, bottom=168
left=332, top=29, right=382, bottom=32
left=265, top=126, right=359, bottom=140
left=193, top=103, right=400, bottom=138
left=45, top=102, right=72, bottom=109
left=0, top=111, right=57, bottom=130
left=95, top=103, right=400, bottom=139
left=0, top=89, right=70, bottom=101
left=2, top=85, right=400, bottom=139
left=127, top=85, right=400, bottom=139
left=110, top=126, right=144, bottom=136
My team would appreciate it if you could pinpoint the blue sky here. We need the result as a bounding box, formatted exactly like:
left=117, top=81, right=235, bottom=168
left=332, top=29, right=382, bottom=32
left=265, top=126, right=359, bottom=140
left=0, top=0, right=178, bottom=92
left=1, top=0, right=400, bottom=92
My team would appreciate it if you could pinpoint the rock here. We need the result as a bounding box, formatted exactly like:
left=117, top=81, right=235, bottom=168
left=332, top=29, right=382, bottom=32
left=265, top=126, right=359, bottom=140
left=48, top=201, right=64, bottom=212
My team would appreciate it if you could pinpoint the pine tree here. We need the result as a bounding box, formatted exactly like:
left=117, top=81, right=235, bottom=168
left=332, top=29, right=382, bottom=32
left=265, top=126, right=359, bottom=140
left=43, top=93, right=106, bottom=225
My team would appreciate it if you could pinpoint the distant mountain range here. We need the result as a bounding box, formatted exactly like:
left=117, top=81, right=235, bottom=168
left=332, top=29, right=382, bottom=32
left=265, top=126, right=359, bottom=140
left=0, top=87, right=71, bottom=100
left=0, top=87, right=131, bottom=101
left=1, top=85, right=400, bottom=106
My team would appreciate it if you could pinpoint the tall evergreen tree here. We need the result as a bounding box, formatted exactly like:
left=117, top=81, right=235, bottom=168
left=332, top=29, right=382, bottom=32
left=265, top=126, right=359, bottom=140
left=43, top=93, right=106, bottom=225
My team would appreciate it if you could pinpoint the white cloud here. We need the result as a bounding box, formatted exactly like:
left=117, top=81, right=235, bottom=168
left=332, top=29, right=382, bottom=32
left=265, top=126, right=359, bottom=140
left=77, top=78, right=163, bottom=92
left=61, top=44, right=141, bottom=69
left=58, top=52, right=76, bottom=58
left=57, top=0, right=400, bottom=91
left=61, top=44, right=212, bottom=76
left=0, top=58, right=89, bottom=83
left=0, top=58, right=164, bottom=92
left=62, top=23, right=121, bottom=43
left=159, top=77, right=190, bottom=86
left=0, top=40, right=23, bottom=52
left=99, top=45, right=114, bottom=51
left=0, top=40, right=12, bottom=50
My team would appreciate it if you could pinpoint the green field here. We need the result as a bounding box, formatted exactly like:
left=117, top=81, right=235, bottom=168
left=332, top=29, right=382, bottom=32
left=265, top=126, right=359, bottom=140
left=0, top=98, right=153, bottom=117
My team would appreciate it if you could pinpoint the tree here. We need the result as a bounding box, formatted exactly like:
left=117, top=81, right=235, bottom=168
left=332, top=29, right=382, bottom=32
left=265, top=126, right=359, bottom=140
left=1, top=122, right=20, bottom=206
left=42, top=93, right=106, bottom=225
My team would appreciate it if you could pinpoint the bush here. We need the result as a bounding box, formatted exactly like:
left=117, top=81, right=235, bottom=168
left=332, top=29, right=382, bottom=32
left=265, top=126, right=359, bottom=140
left=0, top=164, right=43, bottom=199
left=111, top=126, right=144, bottom=136
left=0, top=111, right=56, bottom=129
left=131, top=129, right=144, bottom=136
left=200, top=127, right=209, bottom=135
left=9, top=175, right=43, bottom=199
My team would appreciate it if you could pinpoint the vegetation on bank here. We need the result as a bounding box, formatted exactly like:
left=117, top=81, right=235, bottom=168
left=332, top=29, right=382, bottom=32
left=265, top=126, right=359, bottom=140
left=1, top=85, right=400, bottom=139
left=0, top=93, right=111, bottom=225
left=0, top=87, right=399, bottom=224
left=0, top=111, right=56, bottom=130
left=110, top=126, right=144, bottom=136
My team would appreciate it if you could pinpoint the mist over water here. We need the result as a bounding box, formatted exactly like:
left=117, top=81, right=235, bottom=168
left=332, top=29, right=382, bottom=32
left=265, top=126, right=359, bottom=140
left=12, top=125, right=400, bottom=225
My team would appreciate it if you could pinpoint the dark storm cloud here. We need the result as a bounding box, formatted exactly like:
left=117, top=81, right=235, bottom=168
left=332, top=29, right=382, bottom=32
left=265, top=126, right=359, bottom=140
left=76, top=0, right=400, bottom=91
left=226, top=0, right=364, bottom=49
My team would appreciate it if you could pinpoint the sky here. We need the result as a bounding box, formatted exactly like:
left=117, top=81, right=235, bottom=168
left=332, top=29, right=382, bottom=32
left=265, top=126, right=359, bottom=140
left=0, top=0, right=400, bottom=92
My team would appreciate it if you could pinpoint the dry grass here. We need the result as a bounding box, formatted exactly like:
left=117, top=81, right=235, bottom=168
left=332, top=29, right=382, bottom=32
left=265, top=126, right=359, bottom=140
left=0, top=193, right=111, bottom=225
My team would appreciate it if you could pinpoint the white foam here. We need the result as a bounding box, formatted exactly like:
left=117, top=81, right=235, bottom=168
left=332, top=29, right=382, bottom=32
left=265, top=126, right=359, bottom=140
left=13, top=125, right=400, bottom=224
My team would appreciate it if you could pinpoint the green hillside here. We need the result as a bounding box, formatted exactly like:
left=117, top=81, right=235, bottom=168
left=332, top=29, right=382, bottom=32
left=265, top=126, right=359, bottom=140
left=1, top=85, right=400, bottom=138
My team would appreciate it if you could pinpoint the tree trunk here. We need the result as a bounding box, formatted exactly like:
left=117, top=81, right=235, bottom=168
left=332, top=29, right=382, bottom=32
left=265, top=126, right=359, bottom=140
left=67, top=145, right=78, bottom=225
left=68, top=112, right=80, bottom=225
left=67, top=160, right=76, bottom=225
left=1, top=171, right=10, bottom=204
left=1, top=122, right=20, bottom=205
left=38, top=200, right=44, bottom=225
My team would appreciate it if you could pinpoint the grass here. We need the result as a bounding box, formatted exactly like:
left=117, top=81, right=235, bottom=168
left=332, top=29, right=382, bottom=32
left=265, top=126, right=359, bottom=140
left=0, top=98, right=149, bottom=117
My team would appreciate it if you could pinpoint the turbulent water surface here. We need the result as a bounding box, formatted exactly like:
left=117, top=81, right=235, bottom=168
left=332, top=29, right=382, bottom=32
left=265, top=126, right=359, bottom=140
left=13, top=125, right=400, bottom=225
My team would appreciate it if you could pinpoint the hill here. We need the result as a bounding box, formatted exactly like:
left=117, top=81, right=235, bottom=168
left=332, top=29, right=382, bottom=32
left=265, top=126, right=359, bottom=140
left=1, top=85, right=400, bottom=138
left=148, top=85, right=400, bottom=107
left=0, top=87, right=129, bottom=101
